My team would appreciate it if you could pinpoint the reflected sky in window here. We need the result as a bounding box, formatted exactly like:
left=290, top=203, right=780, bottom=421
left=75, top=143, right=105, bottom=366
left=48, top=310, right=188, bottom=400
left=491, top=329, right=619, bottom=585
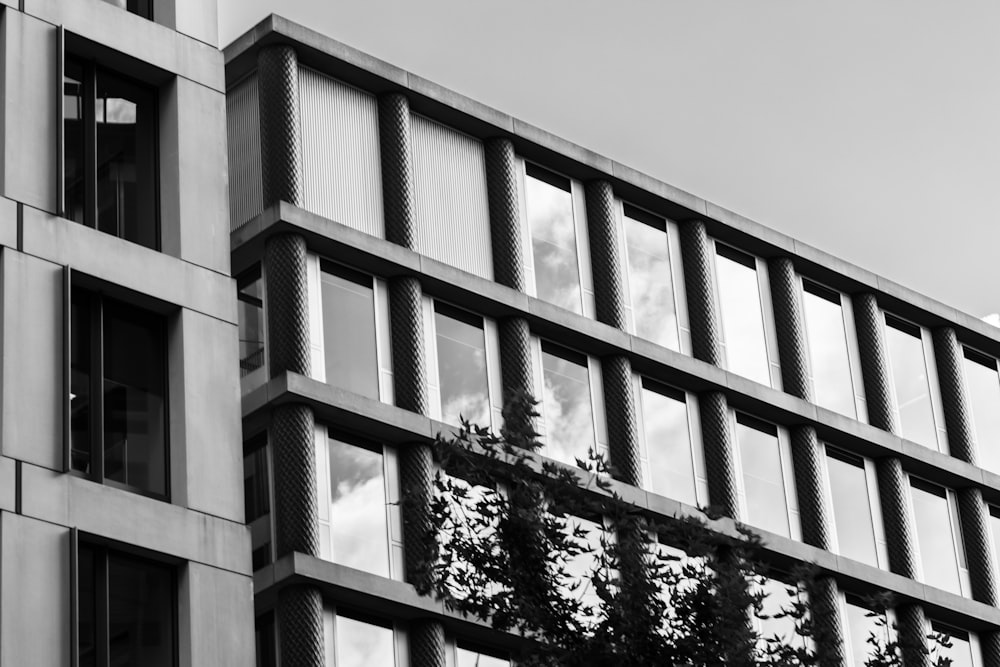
left=322, top=266, right=379, bottom=399
left=910, top=479, right=961, bottom=594
left=641, top=386, right=695, bottom=505
left=624, top=213, right=678, bottom=350
left=560, top=515, right=605, bottom=626
left=737, top=418, right=789, bottom=537
left=827, top=450, right=878, bottom=566
left=526, top=169, right=582, bottom=314
left=541, top=345, right=595, bottom=465
left=328, top=438, right=390, bottom=577
left=435, top=307, right=490, bottom=427
left=335, top=616, right=395, bottom=667
left=457, top=647, right=510, bottom=667
left=991, top=509, right=1000, bottom=582
left=845, top=600, right=885, bottom=667
left=803, top=286, right=856, bottom=417
left=931, top=625, right=975, bottom=667
left=756, top=578, right=803, bottom=652
left=715, top=247, right=771, bottom=386
left=964, top=351, right=1000, bottom=474
left=885, top=318, right=937, bottom=448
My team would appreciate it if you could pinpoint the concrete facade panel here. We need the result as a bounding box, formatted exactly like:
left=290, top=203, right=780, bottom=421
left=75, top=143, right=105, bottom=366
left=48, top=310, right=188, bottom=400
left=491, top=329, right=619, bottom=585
left=163, top=0, right=219, bottom=48
left=0, top=11, right=57, bottom=212
left=0, top=197, right=15, bottom=248
left=21, top=208, right=237, bottom=323
left=0, top=250, right=62, bottom=469
left=181, top=562, right=255, bottom=667
left=0, top=513, right=70, bottom=667
left=0, top=457, right=13, bottom=511
left=19, top=464, right=251, bottom=574
left=177, top=308, right=244, bottom=523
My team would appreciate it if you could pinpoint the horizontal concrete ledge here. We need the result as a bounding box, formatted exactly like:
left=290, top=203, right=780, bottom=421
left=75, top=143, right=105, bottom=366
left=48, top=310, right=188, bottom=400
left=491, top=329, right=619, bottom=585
left=223, top=16, right=1000, bottom=358
left=234, top=207, right=999, bottom=501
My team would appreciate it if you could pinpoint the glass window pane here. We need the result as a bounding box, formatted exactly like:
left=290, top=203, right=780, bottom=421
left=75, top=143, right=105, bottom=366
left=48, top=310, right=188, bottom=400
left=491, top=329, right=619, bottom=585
left=540, top=344, right=595, bottom=465
left=826, top=450, right=878, bottom=566
left=107, top=553, right=174, bottom=667
left=845, top=599, right=886, bottom=667
left=435, top=306, right=490, bottom=427
left=885, top=318, right=938, bottom=448
left=456, top=647, right=510, bottom=667
left=737, top=417, right=789, bottom=537
left=803, top=285, right=856, bottom=417
left=78, top=545, right=97, bottom=667
left=931, top=624, right=976, bottom=667
left=321, top=265, right=379, bottom=400
left=70, top=291, right=93, bottom=475
left=103, top=301, right=167, bottom=496
left=640, top=385, right=695, bottom=505
left=65, top=57, right=87, bottom=226
left=624, top=210, right=678, bottom=350
left=238, top=271, right=265, bottom=377
left=990, top=508, right=1000, bottom=578
left=95, top=69, right=157, bottom=249
left=964, top=350, right=1000, bottom=474
left=328, top=437, right=390, bottom=576
left=910, top=479, right=961, bottom=594
left=715, top=246, right=771, bottom=386
left=757, top=579, right=802, bottom=650
left=334, top=616, right=395, bottom=667
left=526, top=167, right=582, bottom=314
left=559, top=515, right=605, bottom=625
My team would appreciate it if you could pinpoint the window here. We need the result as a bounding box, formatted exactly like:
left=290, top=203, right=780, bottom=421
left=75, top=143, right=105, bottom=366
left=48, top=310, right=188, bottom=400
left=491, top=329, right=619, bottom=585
left=843, top=594, right=888, bottom=667
left=962, top=347, right=1000, bottom=474
left=426, top=301, right=499, bottom=429
left=621, top=204, right=682, bottom=351
left=988, top=506, right=1000, bottom=574
left=524, top=163, right=585, bottom=315
left=559, top=514, right=608, bottom=627
left=884, top=315, right=943, bottom=450
left=714, top=243, right=777, bottom=387
left=637, top=380, right=699, bottom=506
left=754, top=577, right=805, bottom=654
left=536, top=340, right=603, bottom=466
left=244, top=434, right=272, bottom=571
left=802, top=281, right=862, bottom=418
left=70, top=289, right=168, bottom=498
left=238, top=266, right=265, bottom=383
left=323, top=609, right=398, bottom=667
left=826, top=447, right=881, bottom=567
left=64, top=55, right=158, bottom=249
left=455, top=644, right=510, bottom=667
left=77, top=544, right=175, bottom=667
left=99, top=0, right=153, bottom=19
left=316, top=432, right=401, bottom=579
left=930, top=622, right=980, bottom=667
left=734, top=415, right=797, bottom=539
left=910, top=477, right=966, bottom=595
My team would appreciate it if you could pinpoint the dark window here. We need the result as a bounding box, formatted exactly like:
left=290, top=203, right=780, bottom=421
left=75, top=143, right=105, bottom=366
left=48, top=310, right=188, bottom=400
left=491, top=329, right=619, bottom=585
left=244, top=434, right=272, bottom=571
left=78, top=544, right=175, bottom=667
left=99, top=0, right=153, bottom=19
left=238, top=266, right=265, bottom=377
left=64, top=55, right=158, bottom=249
left=320, top=261, right=379, bottom=399
left=71, top=289, right=168, bottom=498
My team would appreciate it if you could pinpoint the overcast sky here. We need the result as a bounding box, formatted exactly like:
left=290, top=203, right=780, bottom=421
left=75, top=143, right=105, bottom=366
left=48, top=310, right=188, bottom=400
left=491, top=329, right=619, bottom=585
left=219, top=0, right=1000, bottom=320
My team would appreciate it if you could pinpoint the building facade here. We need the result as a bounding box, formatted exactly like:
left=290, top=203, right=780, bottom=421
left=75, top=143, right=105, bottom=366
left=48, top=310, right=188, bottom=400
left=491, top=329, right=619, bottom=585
left=0, top=1, right=252, bottom=666
left=225, top=15, right=1000, bottom=667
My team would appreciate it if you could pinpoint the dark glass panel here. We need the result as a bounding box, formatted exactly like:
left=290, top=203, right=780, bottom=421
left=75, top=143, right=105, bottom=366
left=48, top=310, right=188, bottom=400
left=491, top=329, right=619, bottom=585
left=78, top=545, right=97, bottom=667
left=65, top=57, right=87, bottom=226
left=238, top=270, right=265, bottom=376
left=71, top=290, right=93, bottom=474
left=321, top=264, right=379, bottom=399
left=103, top=301, right=166, bottom=495
left=107, top=553, right=174, bottom=667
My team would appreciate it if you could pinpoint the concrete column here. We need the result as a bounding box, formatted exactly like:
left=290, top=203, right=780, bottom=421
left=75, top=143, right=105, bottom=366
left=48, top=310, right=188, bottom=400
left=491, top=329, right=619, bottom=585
left=378, top=92, right=417, bottom=249
left=852, top=292, right=898, bottom=434
left=257, top=46, right=303, bottom=208
left=810, top=576, right=847, bottom=667
left=957, top=487, right=999, bottom=605
left=270, top=404, right=319, bottom=558
left=276, top=586, right=324, bottom=667
left=876, top=456, right=918, bottom=578
left=896, top=603, right=929, bottom=667
left=497, top=316, right=536, bottom=450
left=981, top=631, right=1000, bottom=667
left=389, top=276, right=428, bottom=415
left=409, top=620, right=446, bottom=667
left=584, top=180, right=626, bottom=330
left=789, top=425, right=833, bottom=550
left=767, top=256, right=812, bottom=401
left=264, top=233, right=310, bottom=378
left=698, top=390, right=739, bottom=518
left=484, top=138, right=525, bottom=292
left=679, top=220, right=723, bottom=366
left=601, top=355, right=641, bottom=486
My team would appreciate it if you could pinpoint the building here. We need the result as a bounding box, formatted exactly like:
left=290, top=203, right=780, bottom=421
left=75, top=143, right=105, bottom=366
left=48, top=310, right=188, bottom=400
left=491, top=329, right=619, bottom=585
left=224, top=14, right=1000, bottom=667
left=0, top=1, right=253, bottom=666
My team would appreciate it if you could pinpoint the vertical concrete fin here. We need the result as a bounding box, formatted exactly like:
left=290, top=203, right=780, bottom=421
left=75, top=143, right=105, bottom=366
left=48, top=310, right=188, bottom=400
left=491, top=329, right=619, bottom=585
left=852, top=293, right=899, bottom=434
left=875, top=456, right=917, bottom=578
left=277, top=585, right=324, bottom=667
left=601, top=354, right=640, bottom=486
left=389, top=276, right=428, bottom=415
left=400, top=442, right=436, bottom=589
left=264, top=233, right=311, bottom=378
left=485, top=138, right=524, bottom=291
left=932, top=326, right=977, bottom=465
left=768, top=256, right=812, bottom=401
left=409, top=618, right=446, bottom=667
left=679, top=220, right=723, bottom=366
left=257, top=46, right=303, bottom=208
left=585, top=180, right=626, bottom=330
left=896, top=603, right=929, bottom=667
left=378, top=93, right=417, bottom=249
left=811, top=576, right=847, bottom=667
left=698, top=390, right=739, bottom=518
left=270, top=404, right=319, bottom=557
left=790, top=425, right=832, bottom=550
left=957, top=487, right=999, bottom=606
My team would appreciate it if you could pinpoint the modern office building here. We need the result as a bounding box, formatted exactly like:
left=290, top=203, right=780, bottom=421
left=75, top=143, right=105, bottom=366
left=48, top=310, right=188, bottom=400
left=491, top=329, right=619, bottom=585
left=0, top=1, right=252, bottom=666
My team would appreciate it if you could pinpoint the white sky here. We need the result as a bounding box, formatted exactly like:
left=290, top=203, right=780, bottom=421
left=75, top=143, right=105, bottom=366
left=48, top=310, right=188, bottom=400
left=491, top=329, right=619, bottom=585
left=219, top=0, right=1000, bottom=320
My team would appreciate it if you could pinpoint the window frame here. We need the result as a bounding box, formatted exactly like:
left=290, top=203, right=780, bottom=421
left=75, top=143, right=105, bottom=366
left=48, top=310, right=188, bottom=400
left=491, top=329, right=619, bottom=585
left=447, top=638, right=511, bottom=667
left=314, top=427, right=404, bottom=581
left=710, top=241, right=782, bottom=389
left=243, top=432, right=273, bottom=572
left=423, top=297, right=503, bottom=431
left=517, top=159, right=596, bottom=318
left=322, top=605, right=404, bottom=667
left=821, top=445, right=888, bottom=569
left=840, top=591, right=894, bottom=667
left=730, top=412, right=801, bottom=540
left=907, top=474, right=969, bottom=596
left=927, top=619, right=982, bottom=667
left=99, top=0, right=154, bottom=20
left=882, top=312, right=947, bottom=452
left=237, top=264, right=267, bottom=394
left=960, top=345, right=1000, bottom=474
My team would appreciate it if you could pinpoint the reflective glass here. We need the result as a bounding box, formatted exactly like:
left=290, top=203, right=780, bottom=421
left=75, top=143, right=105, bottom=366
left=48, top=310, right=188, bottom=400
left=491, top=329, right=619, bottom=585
left=99, top=0, right=153, bottom=18
left=108, top=553, right=174, bottom=667
left=560, top=515, right=605, bottom=624
left=328, top=438, right=390, bottom=576
left=845, top=599, right=885, bottom=667
left=931, top=624, right=975, bottom=667
left=910, top=479, right=961, bottom=594
left=238, top=270, right=264, bottom=377
left=885, top=318, right=938, bottom=448
left=70, top=291, right=93, bottom=476
left=826, top=450, right=878, bottom=566
left=991, top=508, right=1000, bottom=578
left=457, top=647, right=510, bottom=667
left=803, top=284, right=856, bottom=417
left=335, top=616, right=395, bottom=667
left=435, top=305, right=490, bottom=427
left=526, top=167, right=582, bottom=314
left=103, top=301, right=167, bottom=495
left=640, top=384, right=695, bottom=505
left=321, top=264, right=379, bottom=400
left=964, top=350, right=1000, bottom=474
left=541, top=344, right=595, bottom=465
left=715, top=246, right=771, bottom=386
left=65, top=58, right=87, bottom=227
left=624, top=209, right=678, bottom=350
left=737, top=417, right=789, bottom=537
left=757, top=579, right=802, bottom=650
left=78, top=545, right=97, bottom=667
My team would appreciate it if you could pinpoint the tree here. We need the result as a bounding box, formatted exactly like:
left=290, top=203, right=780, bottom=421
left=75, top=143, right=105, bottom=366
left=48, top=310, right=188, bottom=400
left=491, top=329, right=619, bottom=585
left=411, top=391, right=948, bottom=667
